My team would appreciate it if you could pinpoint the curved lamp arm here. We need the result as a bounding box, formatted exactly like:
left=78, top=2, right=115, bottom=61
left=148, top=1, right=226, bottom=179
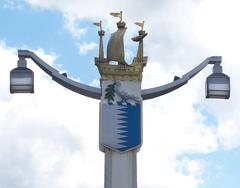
left=18, top=50, right=221, bottom=100
left=18, top=50, right=101, bottom=99
left=141, top=56, right=222, bottom=100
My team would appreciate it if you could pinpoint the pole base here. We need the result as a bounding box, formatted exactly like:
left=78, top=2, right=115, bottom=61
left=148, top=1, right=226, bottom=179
left=104, top=149, right=137, bottom=188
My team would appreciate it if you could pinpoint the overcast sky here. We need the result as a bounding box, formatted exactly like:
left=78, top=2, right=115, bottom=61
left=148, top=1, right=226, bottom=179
left=0, top=0, right=240, bottom=188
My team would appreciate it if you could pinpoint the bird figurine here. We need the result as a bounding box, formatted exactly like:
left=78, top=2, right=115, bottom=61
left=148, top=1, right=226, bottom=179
left=115, top=81, right=141, bottom=104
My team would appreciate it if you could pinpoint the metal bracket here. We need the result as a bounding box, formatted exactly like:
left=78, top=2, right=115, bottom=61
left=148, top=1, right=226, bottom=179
left=18, top=50, right=221, bottom=101
left=142, top=56, right=222, bottom=100
left=18, top=50, right=101, bottom=99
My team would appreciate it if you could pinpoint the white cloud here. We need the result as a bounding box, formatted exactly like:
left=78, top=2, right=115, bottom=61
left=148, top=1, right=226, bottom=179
left=63, top=14, right=87, bottom=39
left=1, top=0, right=23, bottom=9
left=217, top=120, right=240, bottom=150
left=77, top=42, right=97, bottom=55
left=176, top=158, right=206, bottom=177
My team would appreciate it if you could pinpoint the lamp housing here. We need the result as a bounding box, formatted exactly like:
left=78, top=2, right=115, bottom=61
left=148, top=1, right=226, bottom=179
left=10, top=58, right=34, bottom=93
left=206, top=63, right=230, bottom=99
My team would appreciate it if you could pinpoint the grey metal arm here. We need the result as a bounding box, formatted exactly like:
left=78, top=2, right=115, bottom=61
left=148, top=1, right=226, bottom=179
left=141, top=56, right=221, bottom=100
left=18, top=50, right=221, bottom=100
left=18, top=50, right=101, bottom=99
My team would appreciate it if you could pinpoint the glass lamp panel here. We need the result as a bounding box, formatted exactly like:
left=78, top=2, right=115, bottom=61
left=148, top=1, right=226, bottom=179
left=208, top=83, right=230, bottom=91
left=206, top=73, right=230, bottom=99
left=10, top=67, right=34, bottom=93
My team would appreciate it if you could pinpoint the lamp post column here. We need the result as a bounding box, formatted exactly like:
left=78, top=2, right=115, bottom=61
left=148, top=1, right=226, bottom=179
left=104, top=148, right=138, bottom=188
left=94, top=14, right=147, bottom=188
left=98, top=78, right=144, bottom=188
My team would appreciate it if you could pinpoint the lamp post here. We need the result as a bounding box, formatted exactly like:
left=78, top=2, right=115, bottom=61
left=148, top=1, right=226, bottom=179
left=10, top=12, right=230, bottom=188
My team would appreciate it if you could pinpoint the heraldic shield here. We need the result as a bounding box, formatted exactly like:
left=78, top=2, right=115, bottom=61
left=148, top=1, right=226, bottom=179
left=100, top=80, right=142, bottom=153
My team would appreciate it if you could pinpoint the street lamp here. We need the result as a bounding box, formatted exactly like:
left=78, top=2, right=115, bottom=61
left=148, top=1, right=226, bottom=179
left=10, top=57, right=34, bottom=93
left=206, top=62, right=230, bottom=99
left=9, top=12, right=230, bottom=188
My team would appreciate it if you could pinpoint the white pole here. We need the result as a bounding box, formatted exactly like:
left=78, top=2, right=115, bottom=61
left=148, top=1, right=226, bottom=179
left=104, top=149, right=137, bottom=188
left=100, top=80, right=142, bottom=188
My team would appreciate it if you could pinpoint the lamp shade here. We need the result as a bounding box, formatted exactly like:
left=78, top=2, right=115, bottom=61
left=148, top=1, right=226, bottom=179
left=10, top=67, right=34, bottom=93
left=206, top=73, right=230, bottom=99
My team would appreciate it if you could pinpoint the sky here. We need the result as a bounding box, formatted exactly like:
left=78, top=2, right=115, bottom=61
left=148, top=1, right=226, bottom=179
left=0, top=0, right=240, bottom=188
